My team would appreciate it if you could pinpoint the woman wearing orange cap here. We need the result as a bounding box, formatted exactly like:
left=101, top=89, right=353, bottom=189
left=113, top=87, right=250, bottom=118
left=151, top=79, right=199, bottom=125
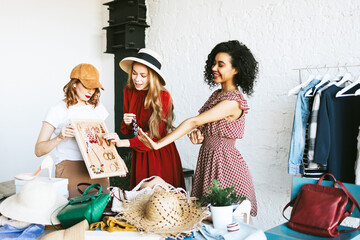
left=104, top=49, right=185, bottom=189
left=34, top=63, right=110, bottom=198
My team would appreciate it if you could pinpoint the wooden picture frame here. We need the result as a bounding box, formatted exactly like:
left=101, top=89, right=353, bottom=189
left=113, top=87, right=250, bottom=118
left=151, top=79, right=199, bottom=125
left=71, top=119, right=128, bottom=179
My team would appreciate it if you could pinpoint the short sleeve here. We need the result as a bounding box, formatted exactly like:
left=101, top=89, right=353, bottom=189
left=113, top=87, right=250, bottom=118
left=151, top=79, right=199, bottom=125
left=237, top=96, right=249, bottom=114
left=44, top=102, right=65, bottom=129
left=220, top=92, right=250, bottom=114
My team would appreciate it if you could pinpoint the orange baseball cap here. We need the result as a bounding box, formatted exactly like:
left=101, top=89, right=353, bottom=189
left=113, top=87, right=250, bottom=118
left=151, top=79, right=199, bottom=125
left=70, top=63, right=104, bottom=90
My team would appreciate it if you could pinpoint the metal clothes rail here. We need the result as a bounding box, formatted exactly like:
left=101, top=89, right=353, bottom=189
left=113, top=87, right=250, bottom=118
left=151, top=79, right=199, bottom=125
left=292, top=64, right=360, bottom=83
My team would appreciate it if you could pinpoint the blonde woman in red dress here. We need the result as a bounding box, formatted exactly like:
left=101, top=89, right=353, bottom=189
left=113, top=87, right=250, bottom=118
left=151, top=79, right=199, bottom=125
left=104, top=49, right=185, bottom=189
left=137, top=41, right=259, bottom=216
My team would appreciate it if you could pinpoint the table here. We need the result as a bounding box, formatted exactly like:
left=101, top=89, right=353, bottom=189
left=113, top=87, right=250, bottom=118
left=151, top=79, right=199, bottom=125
left=38, top=220, right=265, bottom=240
left=85, top=231, right=162, bottom=239
left=194, top=220, right=266, bottom=240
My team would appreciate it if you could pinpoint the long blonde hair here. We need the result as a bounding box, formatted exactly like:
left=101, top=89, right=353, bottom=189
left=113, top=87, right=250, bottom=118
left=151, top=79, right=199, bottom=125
left=128, top=65, right=174, bottom=139
left=63, top=79, right=100, bottom=108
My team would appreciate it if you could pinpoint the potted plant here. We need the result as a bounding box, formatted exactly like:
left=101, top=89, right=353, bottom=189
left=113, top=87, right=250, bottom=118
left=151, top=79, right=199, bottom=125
left=199, top=179, right=245, bottom=230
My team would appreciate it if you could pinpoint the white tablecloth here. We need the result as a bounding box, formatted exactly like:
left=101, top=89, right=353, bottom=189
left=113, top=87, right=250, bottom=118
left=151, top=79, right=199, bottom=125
left=85, top=231, right=162, bottom=240
left=37, top=229, right=163, bottom=240
left=194, top=220, right=266, bottom=240
left=38, top=219, right=265, bottom=240
left=85, top=220, right=265, bottom=240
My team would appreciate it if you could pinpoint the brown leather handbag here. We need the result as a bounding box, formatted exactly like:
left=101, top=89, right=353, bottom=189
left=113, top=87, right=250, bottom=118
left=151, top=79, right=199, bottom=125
left=283, top=173, right=360, bottom=237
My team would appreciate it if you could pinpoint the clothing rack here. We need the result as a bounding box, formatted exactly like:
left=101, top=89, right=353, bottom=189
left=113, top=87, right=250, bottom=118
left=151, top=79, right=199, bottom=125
left=292, top=64, right=360, bottom=83
left=288, top=63, right=360, bottom=183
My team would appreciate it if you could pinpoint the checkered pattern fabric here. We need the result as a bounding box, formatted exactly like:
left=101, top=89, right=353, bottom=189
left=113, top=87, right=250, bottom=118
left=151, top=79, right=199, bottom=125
left=191, top=90, right=257, bottom=216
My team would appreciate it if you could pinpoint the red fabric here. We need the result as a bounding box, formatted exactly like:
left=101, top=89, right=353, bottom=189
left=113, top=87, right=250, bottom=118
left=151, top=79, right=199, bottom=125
left=121, top=86, right=185, bottom=189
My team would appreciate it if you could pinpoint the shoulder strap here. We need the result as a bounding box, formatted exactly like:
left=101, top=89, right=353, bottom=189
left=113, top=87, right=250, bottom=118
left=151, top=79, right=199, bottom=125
left=282, top=197, right=297, bottom=221
left=335, top=181, right=360, bottom=234
left=50, top=202, right=69, bottom=230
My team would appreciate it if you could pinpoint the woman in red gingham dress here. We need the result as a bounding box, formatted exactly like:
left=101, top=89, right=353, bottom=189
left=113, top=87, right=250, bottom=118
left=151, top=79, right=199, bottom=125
left=138, top=40, right=258, bottom=216
left=192, top=90, right=257, bottom=216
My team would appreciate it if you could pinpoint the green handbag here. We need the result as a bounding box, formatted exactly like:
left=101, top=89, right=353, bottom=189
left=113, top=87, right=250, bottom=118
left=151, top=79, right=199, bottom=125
left=56, top=183, right=110, bottom=228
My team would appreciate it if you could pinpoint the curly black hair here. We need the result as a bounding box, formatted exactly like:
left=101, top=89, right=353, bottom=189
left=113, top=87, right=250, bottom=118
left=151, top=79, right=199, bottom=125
left=204, top=40, right=258, bottom=95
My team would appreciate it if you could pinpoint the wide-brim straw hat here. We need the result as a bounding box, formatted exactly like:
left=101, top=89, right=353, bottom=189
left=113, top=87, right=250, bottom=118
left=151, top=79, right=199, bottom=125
left=40, top=219, right=89, bottom=240
left=0, top=180, right=68, bottom=225
left=119, top=48, right=166, bottom=86
left=122, top=191, right=208, bottom=238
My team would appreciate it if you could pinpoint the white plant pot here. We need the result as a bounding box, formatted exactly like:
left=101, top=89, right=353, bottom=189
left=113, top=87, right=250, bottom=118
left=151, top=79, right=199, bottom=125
left=210, top=205, right=233, bottom=230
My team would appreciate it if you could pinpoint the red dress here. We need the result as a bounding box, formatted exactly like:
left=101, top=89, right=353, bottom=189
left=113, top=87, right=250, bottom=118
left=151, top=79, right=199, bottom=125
left=121, top=86, right=185, bottom=189
left=191, top=90, right=257, bottom=216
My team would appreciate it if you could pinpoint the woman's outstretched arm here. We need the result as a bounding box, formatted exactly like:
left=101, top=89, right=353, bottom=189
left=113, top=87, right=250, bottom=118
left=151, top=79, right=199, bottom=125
left=138, top=99, right=242, bottom=150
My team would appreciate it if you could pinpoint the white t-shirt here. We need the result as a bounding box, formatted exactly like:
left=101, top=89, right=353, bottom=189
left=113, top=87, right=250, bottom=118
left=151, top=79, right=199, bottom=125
left=44, top=100, right=109, bottom=164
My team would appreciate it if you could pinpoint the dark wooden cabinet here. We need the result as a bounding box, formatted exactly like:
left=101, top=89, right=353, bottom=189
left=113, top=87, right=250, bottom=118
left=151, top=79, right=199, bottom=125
left=103, top=0, right=149, bottom=189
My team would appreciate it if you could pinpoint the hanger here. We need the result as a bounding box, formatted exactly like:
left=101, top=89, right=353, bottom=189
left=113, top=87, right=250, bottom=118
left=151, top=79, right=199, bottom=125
left=314, top=65, right=323, bottom=82
left=355, top=87, right=360, bottom=96
left=335, top=72, right=352, bottom=86
left=334, top=64, right=351, bottom=87
left=323, top=68, right=351, bottom=89
left=336, top=74, right=360, bottom=98
left=333, top=65, right=343, bottom=82
left=288, top=67, right=314, bottom=96
left=305, top=73, right=332, bottom=97
left=320, top=74, right=347, bottom=90
left=288, top=74, right=314, bottom=96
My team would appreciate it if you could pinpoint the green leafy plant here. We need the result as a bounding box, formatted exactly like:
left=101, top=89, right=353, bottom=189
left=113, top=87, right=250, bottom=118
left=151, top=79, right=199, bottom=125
left=199, top=179, right=245, bottom=206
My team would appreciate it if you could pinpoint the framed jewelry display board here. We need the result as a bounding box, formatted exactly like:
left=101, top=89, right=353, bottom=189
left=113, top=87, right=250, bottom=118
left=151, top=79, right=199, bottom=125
left=71, top=119, right=128, bottom=179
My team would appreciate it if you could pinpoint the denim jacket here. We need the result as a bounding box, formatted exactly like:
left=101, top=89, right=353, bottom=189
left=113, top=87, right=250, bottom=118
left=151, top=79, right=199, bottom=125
left=288, top=79, right=320, bottom=175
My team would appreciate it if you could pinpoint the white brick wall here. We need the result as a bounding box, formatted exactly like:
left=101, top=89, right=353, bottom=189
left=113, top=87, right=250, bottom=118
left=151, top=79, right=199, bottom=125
left=145, top=0, right=360, bottom=230
left=1, top=0, right=360, bottom=231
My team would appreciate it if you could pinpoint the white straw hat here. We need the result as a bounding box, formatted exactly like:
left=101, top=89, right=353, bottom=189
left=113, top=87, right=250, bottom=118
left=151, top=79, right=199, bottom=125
left=119, top=48, right=166, bottom=86
left=0, top=180, right=68, bottom=225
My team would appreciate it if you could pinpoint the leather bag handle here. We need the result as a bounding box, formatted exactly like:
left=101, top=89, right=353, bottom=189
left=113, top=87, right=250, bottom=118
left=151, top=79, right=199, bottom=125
left=77, top=182, right=101, bottom=195
left=317, top=173, right=337, bottom=185
left=83, top=183, right=103, bottom=195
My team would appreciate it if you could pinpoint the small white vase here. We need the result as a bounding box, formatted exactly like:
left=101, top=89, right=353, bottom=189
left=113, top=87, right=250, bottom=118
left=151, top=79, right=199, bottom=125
left=210, top=205, right=233, bottom=230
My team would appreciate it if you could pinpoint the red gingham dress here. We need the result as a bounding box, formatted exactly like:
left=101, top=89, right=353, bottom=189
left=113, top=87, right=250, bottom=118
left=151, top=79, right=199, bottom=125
left=191, top=90, right=258, bottom=216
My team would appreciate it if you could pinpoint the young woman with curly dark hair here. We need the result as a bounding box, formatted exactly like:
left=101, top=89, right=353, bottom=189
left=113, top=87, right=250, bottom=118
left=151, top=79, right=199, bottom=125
left=138, top=40, right=259, bottom=217
left=204, top=40, right=258, bottom=95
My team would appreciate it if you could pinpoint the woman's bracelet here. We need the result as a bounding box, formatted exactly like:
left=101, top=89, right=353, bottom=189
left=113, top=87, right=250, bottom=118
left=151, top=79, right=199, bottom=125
left=56, top=134, right=65, bottom=141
